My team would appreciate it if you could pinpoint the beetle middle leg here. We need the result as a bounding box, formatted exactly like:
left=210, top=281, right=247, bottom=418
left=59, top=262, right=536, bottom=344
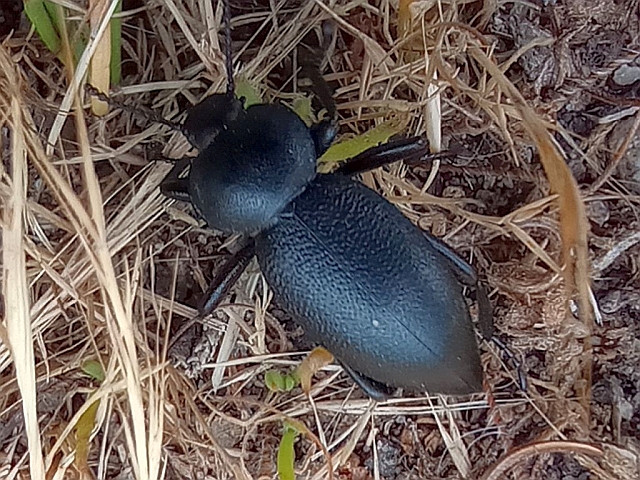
left=159, top=157, right=191, bottom=203
left=333, top=136, right=454, bottom=176
left=159, top=157, right=257, bottom=317
left=198, top=238, right=257, bottom=317
left=167, top=239, right=256, bottom=353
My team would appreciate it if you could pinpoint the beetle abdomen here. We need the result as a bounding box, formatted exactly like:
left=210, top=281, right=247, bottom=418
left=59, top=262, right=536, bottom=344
left=256, top=174, right=483, bottom=395
left=189, top=104, right=317, bottom=234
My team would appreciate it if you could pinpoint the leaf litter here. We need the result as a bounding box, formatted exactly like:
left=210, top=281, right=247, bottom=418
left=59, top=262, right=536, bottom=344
left=0, top=0, right=639, bottom=479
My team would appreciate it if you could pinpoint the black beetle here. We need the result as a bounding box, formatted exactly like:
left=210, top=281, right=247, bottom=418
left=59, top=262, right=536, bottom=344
left=159, top=6, right=495, bottom=400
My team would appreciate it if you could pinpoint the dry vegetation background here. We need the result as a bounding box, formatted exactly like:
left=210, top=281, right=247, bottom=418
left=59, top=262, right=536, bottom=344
left=1, top=0, right=640, bottom=479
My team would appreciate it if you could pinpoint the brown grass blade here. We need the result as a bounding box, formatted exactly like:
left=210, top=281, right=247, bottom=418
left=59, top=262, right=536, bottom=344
left=0, top=45, right=46, bottom=480
left=468, top=43, right=592, bottom=324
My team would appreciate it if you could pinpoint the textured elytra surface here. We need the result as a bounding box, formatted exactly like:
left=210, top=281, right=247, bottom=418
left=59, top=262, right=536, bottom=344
left=256, top=174, right=482, bottom=394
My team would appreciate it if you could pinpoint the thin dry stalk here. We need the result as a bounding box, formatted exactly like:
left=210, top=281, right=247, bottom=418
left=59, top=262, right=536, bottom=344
left=0, top=47, right=46, bottom=480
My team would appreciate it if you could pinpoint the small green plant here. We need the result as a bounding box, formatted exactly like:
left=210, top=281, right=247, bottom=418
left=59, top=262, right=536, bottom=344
left=24, top=0, right=122, bottom=114
left=277, top=421, right=301, bottom=480
left=265, top=369, right=300, bottom=392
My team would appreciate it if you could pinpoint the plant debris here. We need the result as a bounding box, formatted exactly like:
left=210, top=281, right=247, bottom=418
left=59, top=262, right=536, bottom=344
left=1, top=0, right=639, bottom=479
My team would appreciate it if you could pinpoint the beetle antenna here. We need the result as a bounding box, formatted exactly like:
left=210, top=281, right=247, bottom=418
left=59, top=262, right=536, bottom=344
left=84, top=84, right=183, bottom=131
left=490, top=336, right=528, bottom=391
left=222, top=0, right=234, bottom=96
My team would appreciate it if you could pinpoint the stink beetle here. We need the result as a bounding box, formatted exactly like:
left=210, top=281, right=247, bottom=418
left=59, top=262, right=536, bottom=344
left=159, top=5, right=495, bottom=400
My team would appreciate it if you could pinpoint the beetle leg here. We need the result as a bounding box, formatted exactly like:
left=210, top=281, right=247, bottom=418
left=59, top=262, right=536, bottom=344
left=159, top=157, right=191, bottom=203
left=421, top=233, right=494, bottom=338
left=297, top=34, right=339, bottom=157
left=421, top=233, right=528, bottom=391
left=198, top=239, right=256, bottom=317
left=339, top=362, right=395, bottom=401
left=310, top=119, right=338, bottom=157
left=300, top=59, right=337, bottom=120
left=334, top=137, right=455, bottom=176
left=492, top=337, right=528, bottom=391
left=84, top=84, right=183, bottom=132
left=298, top=21, right=337, bottom=118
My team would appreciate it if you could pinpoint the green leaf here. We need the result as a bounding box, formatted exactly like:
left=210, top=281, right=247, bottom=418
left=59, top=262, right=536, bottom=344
left=277, top=422, right=300, bottom=480
left=265, top=370, right=300, bottom=392
left=110, top=0, right=122, bottom=85
left=72, top=22, right=89, bottom=66
left=81, top=360, right=106, bottom=384
left=283, top=373, right=298, bottom=391
left=75, top=398, right=100, bottom=476
left=319, top=119, right=407, bottom=167
left=24, top=0, right=61, bottom=54
left=235, top=78, right=263, bottom=108
left=265, top=370, right=286, bottom=391
left=292, top=96, right=314, bottom=126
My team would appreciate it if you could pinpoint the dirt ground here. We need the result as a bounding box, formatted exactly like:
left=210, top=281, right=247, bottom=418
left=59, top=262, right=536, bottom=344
left=0, top=0, right=639, bottom=479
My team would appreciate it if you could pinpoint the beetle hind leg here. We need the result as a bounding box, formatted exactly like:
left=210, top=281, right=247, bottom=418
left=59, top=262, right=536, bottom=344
left=339, top=362, right=395, bottom=401
left=421, top=233, right=494, bottom=337
left=420, top=233, right=528, bottom=391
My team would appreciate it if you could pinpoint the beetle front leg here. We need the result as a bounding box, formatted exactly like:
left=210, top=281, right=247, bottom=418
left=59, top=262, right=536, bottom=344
left=160, top=157, right=191, bottom=202
left=334, top=137, right=454, bottom=176
left=198, top=239, right=257, bottom=317
left=300, top=56, right=339, bottom=157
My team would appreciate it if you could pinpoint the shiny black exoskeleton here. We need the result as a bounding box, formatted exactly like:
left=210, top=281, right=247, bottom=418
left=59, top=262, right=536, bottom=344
left=159, top=10, right=495, bottom=400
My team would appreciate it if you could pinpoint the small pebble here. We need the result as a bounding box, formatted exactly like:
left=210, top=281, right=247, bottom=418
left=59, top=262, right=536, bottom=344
left=613, top=64, right=640, bottom=86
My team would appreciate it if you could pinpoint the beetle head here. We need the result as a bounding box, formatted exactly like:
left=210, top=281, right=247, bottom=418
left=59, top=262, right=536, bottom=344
left=182, top=93, right=245, bottom=151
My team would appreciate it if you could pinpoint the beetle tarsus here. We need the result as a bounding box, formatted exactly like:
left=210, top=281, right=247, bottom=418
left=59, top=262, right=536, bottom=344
left=491, top=336, right=528, bottom=391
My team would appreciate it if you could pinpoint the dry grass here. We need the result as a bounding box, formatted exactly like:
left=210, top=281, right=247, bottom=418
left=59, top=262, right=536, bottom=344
left=1, top=0, right=639, bottom=479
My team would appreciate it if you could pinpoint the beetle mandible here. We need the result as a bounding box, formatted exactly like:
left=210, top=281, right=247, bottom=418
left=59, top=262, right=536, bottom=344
left=160, top=2, right=495, bottom=400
